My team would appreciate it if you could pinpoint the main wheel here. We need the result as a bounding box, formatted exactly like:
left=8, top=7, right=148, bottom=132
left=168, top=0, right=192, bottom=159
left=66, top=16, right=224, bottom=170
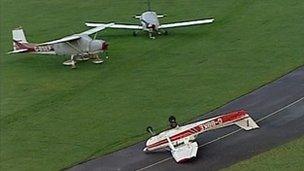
left=168, top=116, right=176, bottom=124
left=146, top=126, right=154, bottom=135
left=169, top=116, right=177, bottom=128
left=133, top=31, right=138, bottom=37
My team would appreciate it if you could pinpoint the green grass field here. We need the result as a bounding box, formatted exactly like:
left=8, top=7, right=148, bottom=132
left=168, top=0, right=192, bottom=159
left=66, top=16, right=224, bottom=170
left=224, top=137, right=304, bottom=171
left=1, top=0, right=303, bottom=170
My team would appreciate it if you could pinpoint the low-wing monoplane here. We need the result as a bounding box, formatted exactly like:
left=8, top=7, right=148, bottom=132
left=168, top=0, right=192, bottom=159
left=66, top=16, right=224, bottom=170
left=8, top=24, right=113, bottom=68
left=144, top=110, right=259, bottom=162
left=85, top=0, right=214, bottom=39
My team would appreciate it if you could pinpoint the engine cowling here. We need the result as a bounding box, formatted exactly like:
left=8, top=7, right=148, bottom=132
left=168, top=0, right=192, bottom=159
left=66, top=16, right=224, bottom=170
left=89, top=40, right=107, bottom=52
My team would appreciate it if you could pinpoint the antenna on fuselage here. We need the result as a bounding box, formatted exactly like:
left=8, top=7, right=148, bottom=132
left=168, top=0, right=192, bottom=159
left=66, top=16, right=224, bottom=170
left=147, top=0, right=151, bottom=11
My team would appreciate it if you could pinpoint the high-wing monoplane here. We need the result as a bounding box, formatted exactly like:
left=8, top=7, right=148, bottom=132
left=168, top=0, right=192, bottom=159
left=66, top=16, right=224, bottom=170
left=8, top=24, right=113, bottom=68
left=85, top=0, right=214, bottom=39
left=144, top=110, right=259, bottom=162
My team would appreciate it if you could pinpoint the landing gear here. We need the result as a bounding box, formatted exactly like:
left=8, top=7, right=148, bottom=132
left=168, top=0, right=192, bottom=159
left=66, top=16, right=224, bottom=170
left=149, top=32, right=155, bottom=39
left=133, top=31, right=138, bottom=37
left=155, top=30, right=168, bottom=37
left=62, top=55, right=76, bottom=69
left=75, top=56, right=89, bottom=61
left=91, top=54, right=104, bottom=64
left=146, top=126, right=156, bottom=135
left=70, top=55, right=76, bottom=69
left=169, top=116, right=178, bottom=128
left=159, top=29, right=168, bottom=35
left=63, top=53, right=109, bottom=68
left=163, top=30, right=168, bottom=35
left=105, top=51, right=109, bottom=59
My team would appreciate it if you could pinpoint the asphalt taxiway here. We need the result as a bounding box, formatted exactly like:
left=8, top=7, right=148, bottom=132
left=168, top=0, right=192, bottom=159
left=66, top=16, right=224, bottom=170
left=69, top=66, right=304, bottom=171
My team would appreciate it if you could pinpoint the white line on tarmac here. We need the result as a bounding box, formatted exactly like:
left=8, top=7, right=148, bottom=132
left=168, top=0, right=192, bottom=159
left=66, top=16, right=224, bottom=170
left=136, top=96, right=304, bottom=171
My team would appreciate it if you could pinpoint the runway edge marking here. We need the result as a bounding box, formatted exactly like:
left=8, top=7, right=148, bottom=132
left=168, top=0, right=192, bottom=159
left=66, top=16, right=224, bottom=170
left=136, top=96, right=304, bottom=171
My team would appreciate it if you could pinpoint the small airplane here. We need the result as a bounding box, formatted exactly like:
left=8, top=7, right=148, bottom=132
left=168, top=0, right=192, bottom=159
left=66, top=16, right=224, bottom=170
left=85, top=0, right=214, bottom=39
left=144, top=110, right=259, bottom=163
left=8, top=24, right=113, bottom=68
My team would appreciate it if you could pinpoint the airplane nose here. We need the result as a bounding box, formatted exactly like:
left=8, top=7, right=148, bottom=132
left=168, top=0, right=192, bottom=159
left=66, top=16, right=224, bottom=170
left=148, top=24, right=156, bottom=29
left=101, top=42, right=108, bottom=51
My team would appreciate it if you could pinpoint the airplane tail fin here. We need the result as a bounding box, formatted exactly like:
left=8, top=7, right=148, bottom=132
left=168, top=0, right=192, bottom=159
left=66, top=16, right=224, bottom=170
left=8, top=27, right=31, bottom=54
left=235, top=116, right=259, bottom=130
left=134, top=14, right=165, bottom=19
left=157, top=14, right=166, bottom=18
left=13, top=27, right=28, bottom=49
left=147, top=0, right=151, bottom=11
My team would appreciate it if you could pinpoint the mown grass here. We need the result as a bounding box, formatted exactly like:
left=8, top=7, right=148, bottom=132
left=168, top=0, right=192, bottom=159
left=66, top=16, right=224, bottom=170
left=1, top=0, right=303, bottom=170
left=224, top=137, right=304, bottom=171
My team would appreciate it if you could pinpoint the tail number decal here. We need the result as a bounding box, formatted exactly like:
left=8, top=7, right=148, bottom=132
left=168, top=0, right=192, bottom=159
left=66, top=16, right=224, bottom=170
left=202, top=118, right=223, bottom=130
left=34, top=45, right=53, bottom=52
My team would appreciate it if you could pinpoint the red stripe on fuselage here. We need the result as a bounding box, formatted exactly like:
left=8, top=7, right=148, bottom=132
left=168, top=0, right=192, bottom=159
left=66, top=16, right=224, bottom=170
left=146, top=110, right=248, bottom=150
left=13, top=40, right=35, bottom=51
left=220, top=110, right=247, bottom=123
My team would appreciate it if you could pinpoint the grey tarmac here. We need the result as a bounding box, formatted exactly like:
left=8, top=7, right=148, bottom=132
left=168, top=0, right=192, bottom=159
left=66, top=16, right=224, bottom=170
left=69, top=66, right=304, bottom=171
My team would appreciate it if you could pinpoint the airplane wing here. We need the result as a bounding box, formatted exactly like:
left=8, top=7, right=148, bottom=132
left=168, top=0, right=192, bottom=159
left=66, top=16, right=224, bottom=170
left=159, top=18, right=214, bottom=29
left=166, top=137, right=198, bottom=163
left=86, top=22, right=143, bottom=30
left=39, top=35, right=81, bottom=45
left=39, top=24, right=113, bottom=45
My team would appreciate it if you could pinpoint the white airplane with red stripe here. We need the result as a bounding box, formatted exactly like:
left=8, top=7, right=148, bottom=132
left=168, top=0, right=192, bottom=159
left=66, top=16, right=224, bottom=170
left=7, top=24, right=113, bottom=68
left=144, top=110, right=259, bottom=163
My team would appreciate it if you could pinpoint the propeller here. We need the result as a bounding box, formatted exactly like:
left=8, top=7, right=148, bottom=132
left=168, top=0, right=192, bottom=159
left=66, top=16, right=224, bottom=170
left=141, top=19, right=156, bottom=32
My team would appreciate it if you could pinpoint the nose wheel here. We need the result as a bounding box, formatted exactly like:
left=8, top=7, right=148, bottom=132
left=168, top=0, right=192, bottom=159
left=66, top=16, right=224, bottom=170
left=133, top=31, right=138, bottom=37
left=149, top=32, right=155, bottom=39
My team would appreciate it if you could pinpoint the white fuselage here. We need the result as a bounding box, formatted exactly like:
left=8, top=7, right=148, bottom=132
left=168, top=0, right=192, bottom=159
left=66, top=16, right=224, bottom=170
left=144, top=110, right=250, bottom=152
left=23, top=35, right=107, bottom=56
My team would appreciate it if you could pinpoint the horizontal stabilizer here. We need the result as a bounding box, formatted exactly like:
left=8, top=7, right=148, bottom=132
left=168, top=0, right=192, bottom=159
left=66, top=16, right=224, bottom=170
left=157, top=14, right=166, bottom=18
left=7, top=49, right=28, bottom=54
left=235, top=117, right=259, bottom=130
left=133, top=15, right=166, bottom=19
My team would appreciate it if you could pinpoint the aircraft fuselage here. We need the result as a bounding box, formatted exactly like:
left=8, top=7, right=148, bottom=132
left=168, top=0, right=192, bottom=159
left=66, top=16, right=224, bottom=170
left=14, top=35, right=108, bottom=56
left=140, top=11, right=160, bottom=32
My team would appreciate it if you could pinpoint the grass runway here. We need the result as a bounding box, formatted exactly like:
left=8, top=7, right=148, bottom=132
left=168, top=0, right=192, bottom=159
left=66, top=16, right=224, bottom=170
left=1, top=0, right=304, bottom=170
left=224, top=137, right=304, bottom=171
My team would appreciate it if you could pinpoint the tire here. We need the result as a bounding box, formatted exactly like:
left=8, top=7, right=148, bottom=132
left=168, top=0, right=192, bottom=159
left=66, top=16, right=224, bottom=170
left=168, top=116, right=176, bottom=123
left=133, top=31, right=137, bottom=37
left=146, top=126, right=154, bottom=134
